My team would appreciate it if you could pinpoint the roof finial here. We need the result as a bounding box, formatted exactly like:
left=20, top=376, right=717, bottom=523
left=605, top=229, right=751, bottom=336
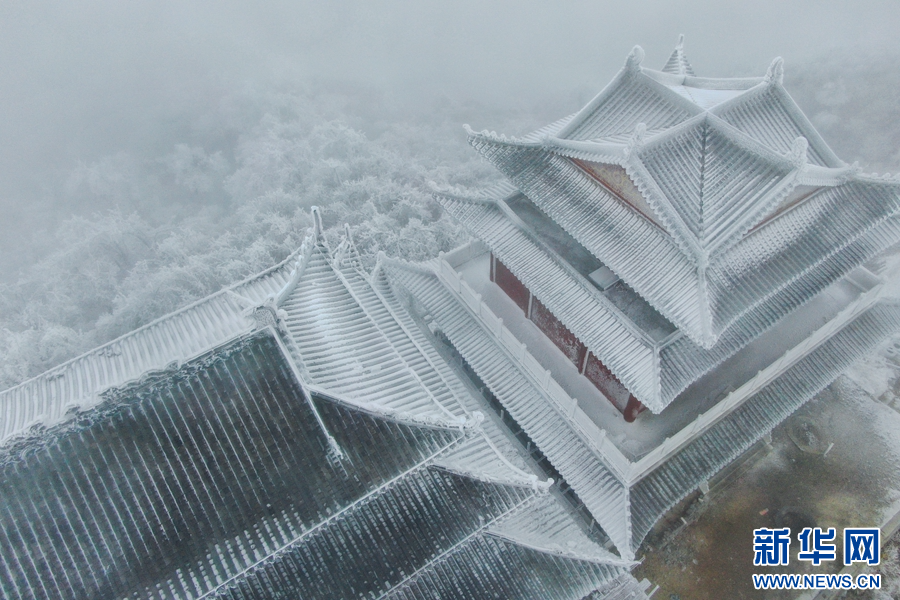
left=625, top=46, right=645, bottom=73
left=661, top=36, right=695, bottom=76
left=311, top=206, right=325, bottom=241
left=766, top=57, right=784, bottom=85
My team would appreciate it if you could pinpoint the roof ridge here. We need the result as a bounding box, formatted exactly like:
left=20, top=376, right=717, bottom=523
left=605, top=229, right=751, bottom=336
left=0, top=243, right=303, bottom=397
left=698, top=118, right=710, bottom=240
left=371, top=494, right=539, bottom=600
left=308, top=384, right=469, bottom=431
left=199, top=445, right=468, bottom=600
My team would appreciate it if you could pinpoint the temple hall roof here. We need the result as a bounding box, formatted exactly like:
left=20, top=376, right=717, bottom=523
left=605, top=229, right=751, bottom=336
left=0, top=223, right=634, bottom=599
left=461, top=40, right=900, bottom=348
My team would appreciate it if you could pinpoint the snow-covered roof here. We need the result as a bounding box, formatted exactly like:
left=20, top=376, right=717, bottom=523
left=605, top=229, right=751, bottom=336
left=630, top=298, right=900, bottom=549
left=470, top=95, right=900, bottom=348
left=380, top=256, right=637, bottom=559
left=435, top=185, right=891, bottom=412
left=383, top=245, right=900, bottom=557
left=463, top=42, right=900, bottom=348
left=0, top=247, right=295, bottom=445
left=0, top=223, right=634, bottom=598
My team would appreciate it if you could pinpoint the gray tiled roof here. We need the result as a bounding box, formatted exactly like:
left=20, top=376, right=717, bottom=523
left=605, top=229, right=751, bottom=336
left=0, top=231, right=629, bottom=599
left=382, top=257, right=636, bottom=559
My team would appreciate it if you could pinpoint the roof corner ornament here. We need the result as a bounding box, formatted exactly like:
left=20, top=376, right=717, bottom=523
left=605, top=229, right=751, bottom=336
left=765, top=57, right=785, bottom=85
left=789, top=136, right=808, bottom=168
left=251, top=299, right=289, bottom=335
left=625, top=45, right=645, bottom=73
left=462, top=410, right=485, bottom=435
left=311, top=205, right=325, bottom=242
left=624, top=122, right=647, bottom=158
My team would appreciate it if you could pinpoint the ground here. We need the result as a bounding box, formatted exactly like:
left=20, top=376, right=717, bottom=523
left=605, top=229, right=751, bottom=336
left=633, top=376, right=900, bottom=600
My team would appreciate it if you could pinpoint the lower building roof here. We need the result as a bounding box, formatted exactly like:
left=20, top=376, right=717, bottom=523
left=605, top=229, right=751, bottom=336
left=0, top=228, right=629, bottom=599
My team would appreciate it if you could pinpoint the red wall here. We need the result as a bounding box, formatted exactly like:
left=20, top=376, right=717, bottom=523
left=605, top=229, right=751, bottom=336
left=491, top=254, right=530, bottom=314
left=584, top=352, right=645, bottom=422
left=490, top=254, right=645, bottom=421
left=530, top=297, right=587, bottom=369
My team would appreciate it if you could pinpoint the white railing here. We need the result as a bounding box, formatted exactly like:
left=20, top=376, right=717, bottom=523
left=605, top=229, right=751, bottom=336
left=440, top=241, right=489, bottom=269
left=436, top=258, right=633, bottom=480
left=626, top=282, right=886, bottom=482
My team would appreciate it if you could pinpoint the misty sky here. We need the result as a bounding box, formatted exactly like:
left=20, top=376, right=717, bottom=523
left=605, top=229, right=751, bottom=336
left=1, top=0, right=897, bottom=223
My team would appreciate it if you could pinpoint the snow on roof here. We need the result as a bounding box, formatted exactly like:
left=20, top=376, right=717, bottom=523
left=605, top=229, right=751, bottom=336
left=630, top=299, right=900, bottom=549
left=0, top=228, right=625, bottom=598
left=660, top=34, right=696, bottom=77
left=0, top=244, right=296, bottom=445
left=379, top=520, right=634, bottom=600
left=466, top=114, right=900, bottom=348
left=384, top=245, right=900, bottom=559
left=381, top=256, right=636, bottom=559
left=434, top=185, right=894, bottom=414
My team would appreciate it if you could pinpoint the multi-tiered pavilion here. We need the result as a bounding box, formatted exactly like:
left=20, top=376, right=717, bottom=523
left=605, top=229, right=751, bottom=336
left=384, top=38, right=900, bottom=559
left=1, top=37, right=900, bottom=597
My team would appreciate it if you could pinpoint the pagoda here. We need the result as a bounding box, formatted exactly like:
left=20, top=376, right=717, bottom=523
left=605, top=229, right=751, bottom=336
left=380, top=38, right=900, bottom=559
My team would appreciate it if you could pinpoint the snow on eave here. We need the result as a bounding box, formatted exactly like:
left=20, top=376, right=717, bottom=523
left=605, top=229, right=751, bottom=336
left=377, top=252, right=439, bottom=278
left=555, top=46, right=645, bottom=140
left=0, top=243, right=302, bottom=397
left=485, top=530, right=634, bottom=568
left=709, top=66, right=845, bottom=168
left=308, top=383, right=471, bottom=433
left=540, top=136, right=626, bottom=165
left=769, top=82, right=844, bottom=168
left=434, top=188, right=666, bottom=351
left=429, top=179, right=519, bottom=206
left=854, top=170, right=900, bottom=185
left=797, top=162, right=861, bottom=187
left=433, top=432, right=554, bottom=492
left=463, top=124, right=541, bottom=149
left=492, top=195, right=663, bottom=347
left=486, top=495, right=635, bottom=567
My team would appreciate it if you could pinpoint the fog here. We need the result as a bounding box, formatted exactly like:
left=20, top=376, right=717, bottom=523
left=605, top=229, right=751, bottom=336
left=3, top=1, right=898, bottom=197
left=1, top=1, right=899, bottom=387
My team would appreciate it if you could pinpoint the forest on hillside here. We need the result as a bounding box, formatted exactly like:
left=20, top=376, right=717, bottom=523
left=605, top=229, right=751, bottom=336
left=1, top=52, right=899, bottom=390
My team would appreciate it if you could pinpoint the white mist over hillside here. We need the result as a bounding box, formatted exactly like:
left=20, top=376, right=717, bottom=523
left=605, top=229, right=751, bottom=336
left=1, top=1, right=898, bottom=388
